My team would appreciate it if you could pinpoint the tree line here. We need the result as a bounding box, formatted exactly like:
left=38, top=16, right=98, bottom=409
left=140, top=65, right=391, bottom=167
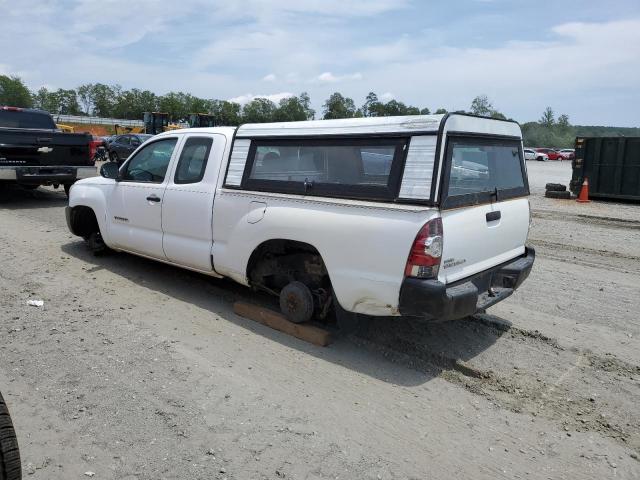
left=0, top=75, right=440, bottom=123
left=2, top=74, right=637, bottom=147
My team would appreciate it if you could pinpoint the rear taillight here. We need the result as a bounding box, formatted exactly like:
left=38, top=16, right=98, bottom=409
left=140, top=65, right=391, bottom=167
left=1, top=106, right=22, bottom=111
left=404, top=217, right=443, bottom=279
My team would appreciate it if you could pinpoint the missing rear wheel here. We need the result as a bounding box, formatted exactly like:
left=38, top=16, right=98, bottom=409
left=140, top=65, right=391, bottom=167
left=279, top=281, right=314, bottom=324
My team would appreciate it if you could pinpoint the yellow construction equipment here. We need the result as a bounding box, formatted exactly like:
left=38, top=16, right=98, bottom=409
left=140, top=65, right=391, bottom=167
left=188, top=113, right=216, bottom=128
left=113, top=112, right=192, bottom=136
left=113, top=124, right=144, bottom=135
left=56, top=124, right=75, bottom=133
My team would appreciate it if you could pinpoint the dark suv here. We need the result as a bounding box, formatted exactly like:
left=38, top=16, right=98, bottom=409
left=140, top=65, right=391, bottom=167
left=108, top=134, right=153, bottom=164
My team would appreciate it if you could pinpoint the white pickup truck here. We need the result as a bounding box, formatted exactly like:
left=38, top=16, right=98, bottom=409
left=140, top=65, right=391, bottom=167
left=66, top=113, right=534, bottom=325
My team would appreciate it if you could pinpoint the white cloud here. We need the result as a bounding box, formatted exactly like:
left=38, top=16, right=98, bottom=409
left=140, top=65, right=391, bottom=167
left=212, top=0, right=408, bottom=18
left=262, top=74, right=277, bottom=82
left=356, top=37, right=414, bottom=63
left=316, top=72, right=363, bottom=83
left=228, top=92, right=295, bottom=105
left=379, top=92, right=395, bottom=102
left=349, top=19, right=640, bottom=124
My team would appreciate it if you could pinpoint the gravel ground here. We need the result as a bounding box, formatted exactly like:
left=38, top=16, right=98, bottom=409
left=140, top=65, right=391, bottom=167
left=1, top=161, right=639, bottom=479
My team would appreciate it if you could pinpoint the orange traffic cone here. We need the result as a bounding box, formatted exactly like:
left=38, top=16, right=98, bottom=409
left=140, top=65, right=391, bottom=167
left=576, top=178, right=590, bottom=203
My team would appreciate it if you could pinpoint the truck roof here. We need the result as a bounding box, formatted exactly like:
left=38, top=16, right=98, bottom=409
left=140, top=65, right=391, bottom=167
left=237, top=114, right=445, bottom=137
left=238, top=113, right=521, bottom=138
left=154, top=113, right=522, bottom=140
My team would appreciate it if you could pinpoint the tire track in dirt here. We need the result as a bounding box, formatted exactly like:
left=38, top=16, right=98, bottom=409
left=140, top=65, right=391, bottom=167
left=352, top=315, right=640, bottom=454
left=532, top=210, right=640, bottom=231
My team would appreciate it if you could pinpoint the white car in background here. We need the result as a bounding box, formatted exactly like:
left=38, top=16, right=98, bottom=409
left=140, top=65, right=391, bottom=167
left=558, top=148, right=575, bottom=160
left=524, top=148, right=548, bottom=161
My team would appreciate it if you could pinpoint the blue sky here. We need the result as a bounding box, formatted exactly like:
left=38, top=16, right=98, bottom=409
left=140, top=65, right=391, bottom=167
left=2, top=0, right=639, bottom=126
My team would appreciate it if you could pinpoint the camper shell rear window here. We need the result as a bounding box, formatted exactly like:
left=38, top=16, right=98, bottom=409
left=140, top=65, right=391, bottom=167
left=440, top=135, right=529, bottom=209
left=239, top=137, right=409, bottom=201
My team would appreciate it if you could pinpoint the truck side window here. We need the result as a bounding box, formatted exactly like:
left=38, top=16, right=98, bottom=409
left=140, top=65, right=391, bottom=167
left=174, top=137, right=213, bottom=184
left=121, top=138, right=177, bottom=183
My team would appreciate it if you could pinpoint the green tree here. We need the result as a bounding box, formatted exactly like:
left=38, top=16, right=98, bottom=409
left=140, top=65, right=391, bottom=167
left=362, top=91, right=380, bottom=117
left=298, top=92, right=315, bottom=120
left=420, top=107, right=431, bottom=115
left=273, top=94, right=314, bottom=122
left=470, top=95, right=493, bottom=116
left=557, top=113, right=570, bottom=128
left=186, top=95, right=210, bottom=115
left=209, top=100, right=242, bottom=126
left=55, top=89, right=80, bottom=114
left=434, top=108, right=448, bottom=114
left=383, top=100, right=408, bottom=116
left=0, top=75, right=33, bottom=108
left=32, top=87, right=58, bottom=112
left=242, top=98, right=277, bottom=123
left=77, top=84, right=95, bottom=114
left=540, top=107, right=555, bottom=127
left=91, top=84, right=117, bottom=117
left=158, top=92, right=190, bottom=120
left=322, top=92, right=356, bottom=119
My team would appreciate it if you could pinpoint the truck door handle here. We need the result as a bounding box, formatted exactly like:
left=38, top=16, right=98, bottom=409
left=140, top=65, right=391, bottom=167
left=486, top=211, right=501, bottom=222
left=146, top=195, right=161, bottom=203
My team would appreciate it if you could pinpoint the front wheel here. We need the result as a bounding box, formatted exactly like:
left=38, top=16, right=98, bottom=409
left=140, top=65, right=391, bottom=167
left=84, top=231, right=109, bottom=256
left=0, top=391, right=21, bottom=480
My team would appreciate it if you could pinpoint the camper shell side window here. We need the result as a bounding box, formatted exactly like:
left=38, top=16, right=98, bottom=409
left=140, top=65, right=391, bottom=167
left=239, top=137, right=409, bottom=202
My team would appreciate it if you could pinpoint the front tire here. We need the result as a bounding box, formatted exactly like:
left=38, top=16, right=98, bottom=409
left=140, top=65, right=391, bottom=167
left=0, top=391, right=21, bottom=480
left=84, top=231, right=109, bottom=256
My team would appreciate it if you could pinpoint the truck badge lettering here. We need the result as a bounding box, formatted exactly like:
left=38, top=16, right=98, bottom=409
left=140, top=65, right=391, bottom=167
left=114, top=216, right=129, bottom=223
left=37, top=147, right=53, bottom=153
left=443, top=258, right=466, bottom=269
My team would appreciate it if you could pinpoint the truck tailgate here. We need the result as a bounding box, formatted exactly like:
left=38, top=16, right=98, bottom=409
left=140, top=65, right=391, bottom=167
left=0, top=129, right=92, bottom=167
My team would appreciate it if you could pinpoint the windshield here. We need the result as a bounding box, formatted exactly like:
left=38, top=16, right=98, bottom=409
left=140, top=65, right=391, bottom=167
left=0, top=110, right=56, bottom=129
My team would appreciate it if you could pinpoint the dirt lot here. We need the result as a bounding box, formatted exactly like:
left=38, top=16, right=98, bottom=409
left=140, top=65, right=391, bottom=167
left=1, top=160, right=639, bottom=479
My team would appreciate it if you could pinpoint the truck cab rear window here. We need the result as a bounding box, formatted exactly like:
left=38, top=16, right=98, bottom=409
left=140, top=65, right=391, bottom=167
left=442, top=137, right=528, bottom=208
left=243, top=138, right=406, bottom=201
left=0, top=110, right=56, bottom=129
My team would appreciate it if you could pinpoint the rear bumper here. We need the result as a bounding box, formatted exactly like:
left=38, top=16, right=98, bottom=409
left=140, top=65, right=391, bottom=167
left=398, top=247, right=535, bottom=321
left=0, top=166, right=96, bottom=183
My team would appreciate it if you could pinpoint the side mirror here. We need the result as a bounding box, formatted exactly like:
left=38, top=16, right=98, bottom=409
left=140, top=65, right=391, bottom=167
left=100, top=162, right=121, bottom=180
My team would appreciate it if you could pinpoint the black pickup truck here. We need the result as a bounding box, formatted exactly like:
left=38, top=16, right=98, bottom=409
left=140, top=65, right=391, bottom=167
left=0, top=106, right=97, bottom=196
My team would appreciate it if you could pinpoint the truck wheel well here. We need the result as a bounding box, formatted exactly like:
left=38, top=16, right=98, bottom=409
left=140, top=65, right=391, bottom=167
left=247, top=240, right=332, bottom=315
left=69, top=206, right=100, bottom=239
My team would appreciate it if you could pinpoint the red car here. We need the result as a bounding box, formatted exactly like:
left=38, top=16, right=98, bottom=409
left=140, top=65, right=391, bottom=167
left=535, top=148, right=563, bottom=160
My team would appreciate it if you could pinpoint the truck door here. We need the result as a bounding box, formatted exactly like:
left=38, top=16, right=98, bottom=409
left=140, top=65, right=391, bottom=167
left=438, top=135, right=530, bottom=283
left=161, top=134, right=226, bottom=271
left=107, top=137, right=180, bottom=259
